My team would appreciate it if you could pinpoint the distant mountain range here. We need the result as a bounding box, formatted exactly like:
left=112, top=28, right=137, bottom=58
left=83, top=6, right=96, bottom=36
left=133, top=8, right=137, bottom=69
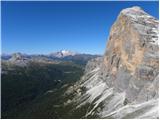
left=1, top=50, right=100, bottom=118
left=1, top=50, right=101, bottom=66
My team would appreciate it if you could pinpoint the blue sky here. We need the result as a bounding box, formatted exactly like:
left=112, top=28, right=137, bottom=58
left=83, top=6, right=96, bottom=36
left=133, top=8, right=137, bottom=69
left=2, top=1, right=159, bottom=55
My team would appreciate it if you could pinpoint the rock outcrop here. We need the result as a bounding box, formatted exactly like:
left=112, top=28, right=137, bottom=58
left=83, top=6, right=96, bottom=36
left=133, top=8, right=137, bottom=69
left=66, top=6, right=159, bottom=119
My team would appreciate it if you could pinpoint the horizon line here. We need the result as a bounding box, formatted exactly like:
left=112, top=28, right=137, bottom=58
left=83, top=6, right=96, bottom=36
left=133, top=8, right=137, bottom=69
left=1, top=50, right=103, bottom=55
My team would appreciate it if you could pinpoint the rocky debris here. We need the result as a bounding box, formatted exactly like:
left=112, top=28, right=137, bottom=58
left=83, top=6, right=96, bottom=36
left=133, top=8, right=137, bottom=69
left=68, top=6, right=159, bottom=119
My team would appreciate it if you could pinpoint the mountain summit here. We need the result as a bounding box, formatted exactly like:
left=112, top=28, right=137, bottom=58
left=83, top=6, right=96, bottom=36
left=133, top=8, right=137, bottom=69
left=65, top=6, right=159, bottom=119
left=49, top=50, right=77, bottom=58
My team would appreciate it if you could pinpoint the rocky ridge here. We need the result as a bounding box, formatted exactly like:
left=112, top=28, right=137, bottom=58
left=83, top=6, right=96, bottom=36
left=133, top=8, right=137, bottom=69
left=65, top=6, right=159, bottom=119
left=1, top=51, right=100, bottom=67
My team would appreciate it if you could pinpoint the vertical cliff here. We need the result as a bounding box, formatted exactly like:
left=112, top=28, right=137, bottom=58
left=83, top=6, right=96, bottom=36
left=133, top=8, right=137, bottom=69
left=104, top=6, right=158, bottom=102
left=65, top=6, right=159, bottom=119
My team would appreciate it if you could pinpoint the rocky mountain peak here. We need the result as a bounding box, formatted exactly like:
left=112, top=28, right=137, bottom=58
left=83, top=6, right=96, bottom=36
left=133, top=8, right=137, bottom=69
left=120, top=6, right=157, bottom=21
left=6, top=53, right=29, bottom=66
left=10, top=53, right=25, bottom=61
left=50, top=50, right=77, bottom=58
left=104, top=6, right=158, bottom=75
left=67, top=6, right=159, bottom=119
left=61, top=50, right=76, bottom=56
left=121, top=6, right=144, bottom=16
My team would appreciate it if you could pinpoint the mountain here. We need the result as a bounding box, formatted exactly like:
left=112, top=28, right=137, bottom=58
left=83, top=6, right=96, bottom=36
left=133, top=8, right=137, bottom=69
left=64, top=6, right=159, bottom=119
left=1, top=6, right=158, bottom=119
left=1, top=53, right=12, bottom=60
left=1, top=51, right=100, bottom=66
left=1, top=60, right=84, bottom=118
left=49, top=50, right=77, bottom=58
left=1, top=51, right=100, bottom=118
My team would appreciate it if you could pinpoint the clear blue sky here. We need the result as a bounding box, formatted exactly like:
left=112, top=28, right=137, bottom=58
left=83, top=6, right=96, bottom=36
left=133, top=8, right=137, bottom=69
left=2, top=1, right=159, bottom=54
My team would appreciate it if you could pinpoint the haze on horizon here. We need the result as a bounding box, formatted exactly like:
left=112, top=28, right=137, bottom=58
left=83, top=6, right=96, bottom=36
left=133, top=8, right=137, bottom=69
left=2, top=1, right=159, bottom=55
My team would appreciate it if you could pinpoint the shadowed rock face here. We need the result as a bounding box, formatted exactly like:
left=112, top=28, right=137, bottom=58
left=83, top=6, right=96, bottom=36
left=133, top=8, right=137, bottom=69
left=66, top=6, right=159, bottom=119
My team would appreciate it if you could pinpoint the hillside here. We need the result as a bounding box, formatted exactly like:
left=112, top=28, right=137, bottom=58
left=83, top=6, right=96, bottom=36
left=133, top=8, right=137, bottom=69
left=64, top=6, right=159, bottom=119
left=1, top=60, right=84, bottom=118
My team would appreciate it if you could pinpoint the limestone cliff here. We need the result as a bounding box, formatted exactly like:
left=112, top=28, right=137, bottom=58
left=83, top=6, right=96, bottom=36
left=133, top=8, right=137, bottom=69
left=104, top=6, right=158, bottom=102
left=65, top=6, right=159, bottom=119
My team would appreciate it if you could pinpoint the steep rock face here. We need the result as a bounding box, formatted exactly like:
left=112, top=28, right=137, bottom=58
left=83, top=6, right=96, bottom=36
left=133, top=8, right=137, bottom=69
left=66, top=6, right=159, bottom=119
left=103, top=6, right=158, bottom=102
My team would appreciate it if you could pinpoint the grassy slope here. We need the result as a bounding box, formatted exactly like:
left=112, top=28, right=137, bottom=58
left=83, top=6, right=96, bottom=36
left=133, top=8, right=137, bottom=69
left=2, top=61, right=84, bottom=118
